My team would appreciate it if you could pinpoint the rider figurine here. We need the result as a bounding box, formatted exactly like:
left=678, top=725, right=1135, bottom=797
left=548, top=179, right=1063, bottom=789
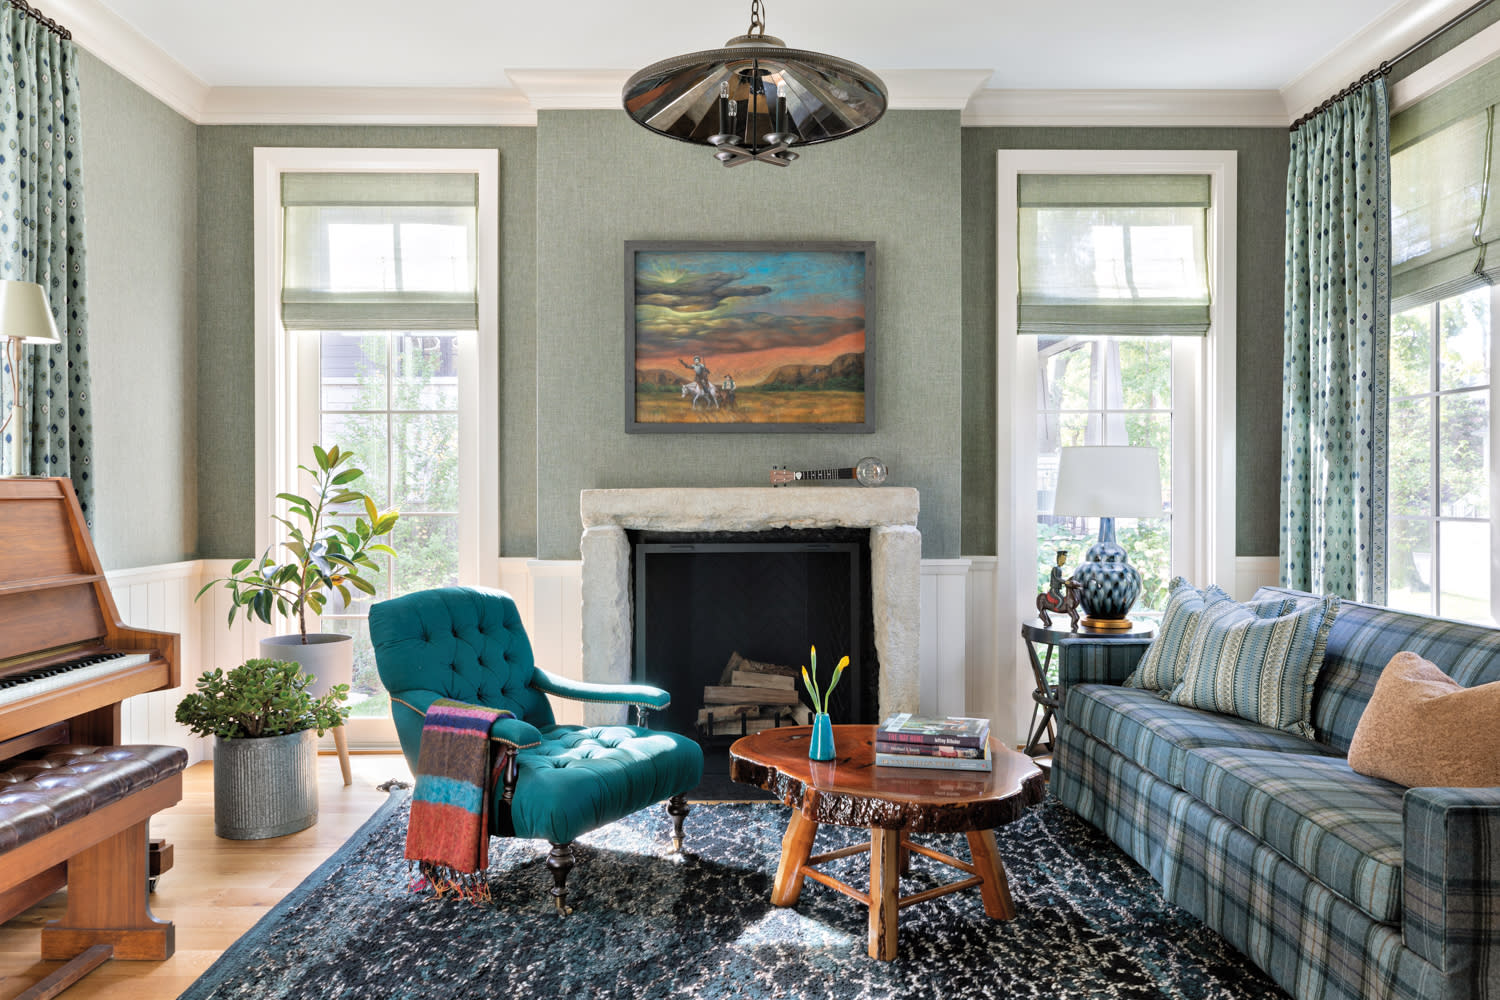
left=1042, top=550, right=1069, bottom=612
left=681, top=355, right=715, bottom=405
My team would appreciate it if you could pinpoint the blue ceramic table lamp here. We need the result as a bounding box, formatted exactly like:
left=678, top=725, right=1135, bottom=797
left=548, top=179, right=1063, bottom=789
left=1051, top=446, right=1163, bottom=630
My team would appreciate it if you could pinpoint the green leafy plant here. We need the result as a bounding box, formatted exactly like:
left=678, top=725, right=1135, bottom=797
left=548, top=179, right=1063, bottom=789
left=799, top=645, right=849, bottom=717
left=174, top=658, right=350, bottom=740
left=196, top=444, right=399, bottom=641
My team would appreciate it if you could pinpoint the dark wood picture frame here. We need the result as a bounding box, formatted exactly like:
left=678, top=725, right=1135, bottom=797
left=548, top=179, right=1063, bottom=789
left=624, top=240, right=875, bottom=434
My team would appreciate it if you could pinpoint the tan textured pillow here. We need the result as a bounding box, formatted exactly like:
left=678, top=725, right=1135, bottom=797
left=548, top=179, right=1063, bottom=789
left=1347, top=651, right=1500, bottom=788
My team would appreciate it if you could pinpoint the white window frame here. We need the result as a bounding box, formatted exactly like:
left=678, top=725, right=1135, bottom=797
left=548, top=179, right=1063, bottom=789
left=1387, top=285, right=1500, bottom=623
left=253, top=147, right=501, bottom=743
left=995, top=149, right=1237, bottom=741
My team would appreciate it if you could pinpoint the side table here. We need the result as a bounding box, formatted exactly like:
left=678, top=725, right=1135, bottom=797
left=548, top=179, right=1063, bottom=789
left=1021, top=619, right=1155, bottom=760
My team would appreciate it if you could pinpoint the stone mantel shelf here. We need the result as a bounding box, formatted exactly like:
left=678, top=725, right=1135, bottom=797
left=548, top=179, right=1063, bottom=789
left=577, top=486, right=923, bottom=727
left=580, top=487, right=919, bottom=533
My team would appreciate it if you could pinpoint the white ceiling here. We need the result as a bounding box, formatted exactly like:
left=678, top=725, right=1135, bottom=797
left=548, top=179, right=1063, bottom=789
left=87, top=0, right=1450, bottom=93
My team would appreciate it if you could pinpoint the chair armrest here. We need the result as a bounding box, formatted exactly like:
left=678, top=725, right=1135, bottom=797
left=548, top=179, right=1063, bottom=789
left=1402, top=785, right=1500, bottom=984
left=391, top=692, right=544, bottom=748
left=529, top=667, right=671, bottom=710
left=1054, top=637, right=1152, bottom=707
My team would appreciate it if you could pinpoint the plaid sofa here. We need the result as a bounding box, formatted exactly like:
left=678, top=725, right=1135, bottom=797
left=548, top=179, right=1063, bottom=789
left=1052, top=588, right=1500, bottom=1000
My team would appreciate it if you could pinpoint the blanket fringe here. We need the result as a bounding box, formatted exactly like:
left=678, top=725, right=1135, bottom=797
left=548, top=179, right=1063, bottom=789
left=410, top=859, right=493, bottom=905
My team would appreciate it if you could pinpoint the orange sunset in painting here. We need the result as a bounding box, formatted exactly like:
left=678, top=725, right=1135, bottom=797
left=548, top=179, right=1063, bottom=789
left=630, top=246, right=870, bottom=428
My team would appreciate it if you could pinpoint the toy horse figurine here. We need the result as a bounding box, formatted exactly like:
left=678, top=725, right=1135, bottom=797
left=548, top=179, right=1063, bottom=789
left=1036, top=549, right=1082, bottom=630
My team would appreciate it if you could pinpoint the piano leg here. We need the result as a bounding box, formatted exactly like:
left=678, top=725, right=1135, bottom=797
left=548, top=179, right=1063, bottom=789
left=41, top=784, right=177, bottom=962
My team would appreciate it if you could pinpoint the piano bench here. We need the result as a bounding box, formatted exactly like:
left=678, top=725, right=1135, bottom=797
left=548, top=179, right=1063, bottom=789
left=0, top=744, right=188, bottom=967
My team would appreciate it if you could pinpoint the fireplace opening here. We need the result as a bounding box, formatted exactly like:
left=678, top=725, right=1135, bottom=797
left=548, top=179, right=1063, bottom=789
left=632, top=530, right=877, bottom=788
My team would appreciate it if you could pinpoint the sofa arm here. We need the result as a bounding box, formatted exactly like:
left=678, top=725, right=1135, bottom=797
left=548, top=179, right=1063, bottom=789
left=530, top=667, right=671, bottom=711
left=1054, top=637, right=1152, bottom=707
left=1403, top=786, right=1500, bottom=986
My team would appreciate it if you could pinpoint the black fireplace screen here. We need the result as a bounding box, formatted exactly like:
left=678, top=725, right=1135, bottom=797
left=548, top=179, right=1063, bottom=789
left=632, top=539, right=872, bottom=739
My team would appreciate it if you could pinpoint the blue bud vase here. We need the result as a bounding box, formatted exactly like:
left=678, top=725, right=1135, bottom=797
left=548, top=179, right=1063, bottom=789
left=808, top=713, right=835, bottom=761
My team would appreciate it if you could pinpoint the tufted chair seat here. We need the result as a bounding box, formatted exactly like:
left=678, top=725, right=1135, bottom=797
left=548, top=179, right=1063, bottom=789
left=370, top=586, right=703, bottom=912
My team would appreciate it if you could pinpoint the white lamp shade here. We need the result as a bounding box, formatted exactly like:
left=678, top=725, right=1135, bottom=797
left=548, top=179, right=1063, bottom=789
left=1052, top=446, right=1163, bottom=519
left=0, top=280, right=61, bottom=344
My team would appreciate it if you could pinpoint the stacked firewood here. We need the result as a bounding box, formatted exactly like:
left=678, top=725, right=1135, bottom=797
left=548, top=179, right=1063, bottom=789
left=697, top=651, right=813, bottom=736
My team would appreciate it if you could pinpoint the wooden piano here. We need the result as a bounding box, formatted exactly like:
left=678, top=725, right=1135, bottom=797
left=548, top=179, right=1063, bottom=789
left=0, top=477, right=181, bottom=929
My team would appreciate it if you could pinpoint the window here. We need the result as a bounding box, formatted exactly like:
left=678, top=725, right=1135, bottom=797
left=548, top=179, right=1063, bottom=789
left=1387, top=288, right=1494, bottom=623
left=1034, top=336, right=1181, bottom=613
left=1387, top=61, right=1500, bottom=624
left=996, top=149, right=1237, bottom=741
left=255, top=149, right=500, bottom=746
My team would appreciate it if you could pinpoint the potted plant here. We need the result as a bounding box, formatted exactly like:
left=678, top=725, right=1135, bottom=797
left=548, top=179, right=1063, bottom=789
left=175, top=658, right=350, bottom=839
left=196, top=444, right=397, bottom=784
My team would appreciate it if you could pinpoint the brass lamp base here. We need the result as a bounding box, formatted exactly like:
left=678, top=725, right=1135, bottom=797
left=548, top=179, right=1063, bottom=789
left=1080, top=617, right=1136, bottom=631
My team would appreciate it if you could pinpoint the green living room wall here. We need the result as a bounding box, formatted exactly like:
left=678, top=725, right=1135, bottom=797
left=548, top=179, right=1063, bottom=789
left=534, top=109, right=964, bottom=560
left=960, top=126, right=1291, bottom=558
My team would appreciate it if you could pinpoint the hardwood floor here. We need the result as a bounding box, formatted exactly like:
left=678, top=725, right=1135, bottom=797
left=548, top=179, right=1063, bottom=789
left=0, top=753, right=412, bottom=1000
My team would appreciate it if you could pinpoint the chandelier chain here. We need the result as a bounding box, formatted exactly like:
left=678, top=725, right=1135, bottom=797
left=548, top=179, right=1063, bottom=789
left=748, top=0, right=765, bottom=38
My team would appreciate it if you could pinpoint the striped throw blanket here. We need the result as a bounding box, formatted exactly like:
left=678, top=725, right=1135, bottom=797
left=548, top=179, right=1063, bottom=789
left=405, top=698, right=515, bottom=903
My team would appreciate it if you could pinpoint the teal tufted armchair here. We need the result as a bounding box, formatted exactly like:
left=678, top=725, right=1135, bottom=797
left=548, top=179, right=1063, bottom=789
left=369, top=586, right=703, bottom=912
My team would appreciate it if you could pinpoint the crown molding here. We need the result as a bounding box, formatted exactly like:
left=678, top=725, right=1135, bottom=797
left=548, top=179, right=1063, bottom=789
left=507, top=69, right=631, bottom=110
left=879, top=69, right=993, bottom=110
left=1279, top=0, right=1476, bottom=121
left=962, top=89, right=1288, bottom=128
left=46, top=0, right=209, bottom=122
left=199, top=88, right=536, bottom=126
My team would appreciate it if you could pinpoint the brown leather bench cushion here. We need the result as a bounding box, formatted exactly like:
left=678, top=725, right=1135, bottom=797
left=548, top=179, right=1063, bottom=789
left=0, top=745, right=189, bottom=854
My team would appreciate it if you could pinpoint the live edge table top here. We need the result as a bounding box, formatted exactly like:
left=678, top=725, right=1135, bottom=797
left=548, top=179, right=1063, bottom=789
left=728, top=725, right=1046, bottom=834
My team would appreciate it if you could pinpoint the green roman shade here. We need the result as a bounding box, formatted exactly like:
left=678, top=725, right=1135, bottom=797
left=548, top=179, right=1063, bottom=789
left=281, top=172, right=478, bottom=331
left=1018, top=173, right=1212, bottom=336
left=1390, top=56, right=1500, bottom=310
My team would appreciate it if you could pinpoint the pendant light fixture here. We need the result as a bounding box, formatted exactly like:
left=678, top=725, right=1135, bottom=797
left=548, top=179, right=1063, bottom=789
left=622, top=0, right=887, bottom=167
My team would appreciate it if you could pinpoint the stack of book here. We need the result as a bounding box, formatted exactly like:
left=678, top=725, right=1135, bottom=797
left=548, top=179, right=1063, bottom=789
left=874, top=713, right=993, bottom=772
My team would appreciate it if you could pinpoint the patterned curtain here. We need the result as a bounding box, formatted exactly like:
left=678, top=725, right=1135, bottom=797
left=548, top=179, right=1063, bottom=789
left=1280, top=78, right=1390, bottom=602
left=0, top=5, right=91, bottom=520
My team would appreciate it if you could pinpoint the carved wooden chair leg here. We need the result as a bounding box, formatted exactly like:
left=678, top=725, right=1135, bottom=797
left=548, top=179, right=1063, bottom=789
left=667, top=795, right=691, bottom=853
left=546, top=843, right=575, bottom=915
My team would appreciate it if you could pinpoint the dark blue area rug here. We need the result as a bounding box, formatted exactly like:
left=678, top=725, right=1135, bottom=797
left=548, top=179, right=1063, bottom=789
left=180, top=791, right=1287, bottom=999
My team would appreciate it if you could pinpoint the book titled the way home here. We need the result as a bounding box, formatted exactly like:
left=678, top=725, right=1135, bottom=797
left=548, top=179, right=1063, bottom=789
left=878, top=713, right=990, bottom=748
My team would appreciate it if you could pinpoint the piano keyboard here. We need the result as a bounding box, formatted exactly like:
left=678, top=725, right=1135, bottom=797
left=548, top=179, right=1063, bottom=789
left=0, top=651, right=155, bottom=706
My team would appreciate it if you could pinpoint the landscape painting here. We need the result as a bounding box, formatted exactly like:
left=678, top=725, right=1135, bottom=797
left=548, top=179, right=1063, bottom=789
left=625, top=241, right=875, bottom=433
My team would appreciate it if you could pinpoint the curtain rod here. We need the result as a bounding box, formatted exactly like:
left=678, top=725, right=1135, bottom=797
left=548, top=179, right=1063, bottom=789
left=4, top=0, right=71, bottom=40
left=1290, top=0, right=1494, bottom=131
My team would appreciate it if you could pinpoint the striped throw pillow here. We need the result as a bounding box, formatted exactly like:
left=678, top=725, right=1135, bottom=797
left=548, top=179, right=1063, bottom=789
left=1167, top=594, right=1341, bottom=738
left=1124, top=578, right=1226, bottom=692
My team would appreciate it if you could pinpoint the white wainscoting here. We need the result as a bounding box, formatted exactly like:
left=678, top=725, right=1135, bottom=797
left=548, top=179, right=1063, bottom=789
left=107, top=561, right=212, bottom=764
left=116, top=550, right=1229, bottom=762
left=1234, top=556, right=1282, bottom=600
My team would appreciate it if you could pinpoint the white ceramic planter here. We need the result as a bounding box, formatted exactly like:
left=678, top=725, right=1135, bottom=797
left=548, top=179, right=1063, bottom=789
left=260, top=633, right=353, bottom=698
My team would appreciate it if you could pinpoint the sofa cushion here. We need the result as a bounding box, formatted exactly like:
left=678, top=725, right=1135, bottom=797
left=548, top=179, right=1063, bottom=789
left=1064, top=683, right=1336, bottom=790
left=1124, top=577, right=1219, bottom=692
left=505, top=725, right=704, bottom=845
left=1252, top=588, right=1500, bottom=752
left=1347, top=651, right=1500, bottom=788
left=1169, top=594, right=1340, bottom=738
left=1178, top=746, right=1405, bottom=923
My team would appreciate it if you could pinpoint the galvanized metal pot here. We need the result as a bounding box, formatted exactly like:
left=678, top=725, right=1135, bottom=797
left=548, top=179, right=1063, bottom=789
left=213, top=729, right=319, bottom=840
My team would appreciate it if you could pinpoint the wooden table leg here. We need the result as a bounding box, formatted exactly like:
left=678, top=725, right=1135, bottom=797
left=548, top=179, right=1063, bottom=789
left=332, top=726, right=352, bottom=787
left=869, top=827, right=901, bottom=961
left=771, top=811, right=818, bottom=907
left=966, top=829, right=1016, bottom=920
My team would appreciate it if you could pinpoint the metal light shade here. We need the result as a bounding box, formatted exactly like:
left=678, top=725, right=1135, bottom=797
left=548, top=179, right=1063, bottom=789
left=0, top=280, right=61, bottom=345
left=623, top=11, right=886, bottom=168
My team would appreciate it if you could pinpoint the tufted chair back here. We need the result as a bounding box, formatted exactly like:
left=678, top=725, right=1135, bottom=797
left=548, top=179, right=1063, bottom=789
left=370, top=587, right=556, bottom=764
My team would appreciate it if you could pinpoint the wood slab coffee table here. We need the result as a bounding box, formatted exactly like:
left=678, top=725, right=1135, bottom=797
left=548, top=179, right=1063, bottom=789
left=729, top=724, right=1045, bottom=961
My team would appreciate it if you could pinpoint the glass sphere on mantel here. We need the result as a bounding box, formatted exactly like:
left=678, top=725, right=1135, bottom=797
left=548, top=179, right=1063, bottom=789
left=855, top=457, right=888, bottom=487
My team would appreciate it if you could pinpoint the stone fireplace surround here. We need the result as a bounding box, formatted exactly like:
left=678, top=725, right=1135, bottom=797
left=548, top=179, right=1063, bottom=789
left=579, top=487, right=922, bottom=727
